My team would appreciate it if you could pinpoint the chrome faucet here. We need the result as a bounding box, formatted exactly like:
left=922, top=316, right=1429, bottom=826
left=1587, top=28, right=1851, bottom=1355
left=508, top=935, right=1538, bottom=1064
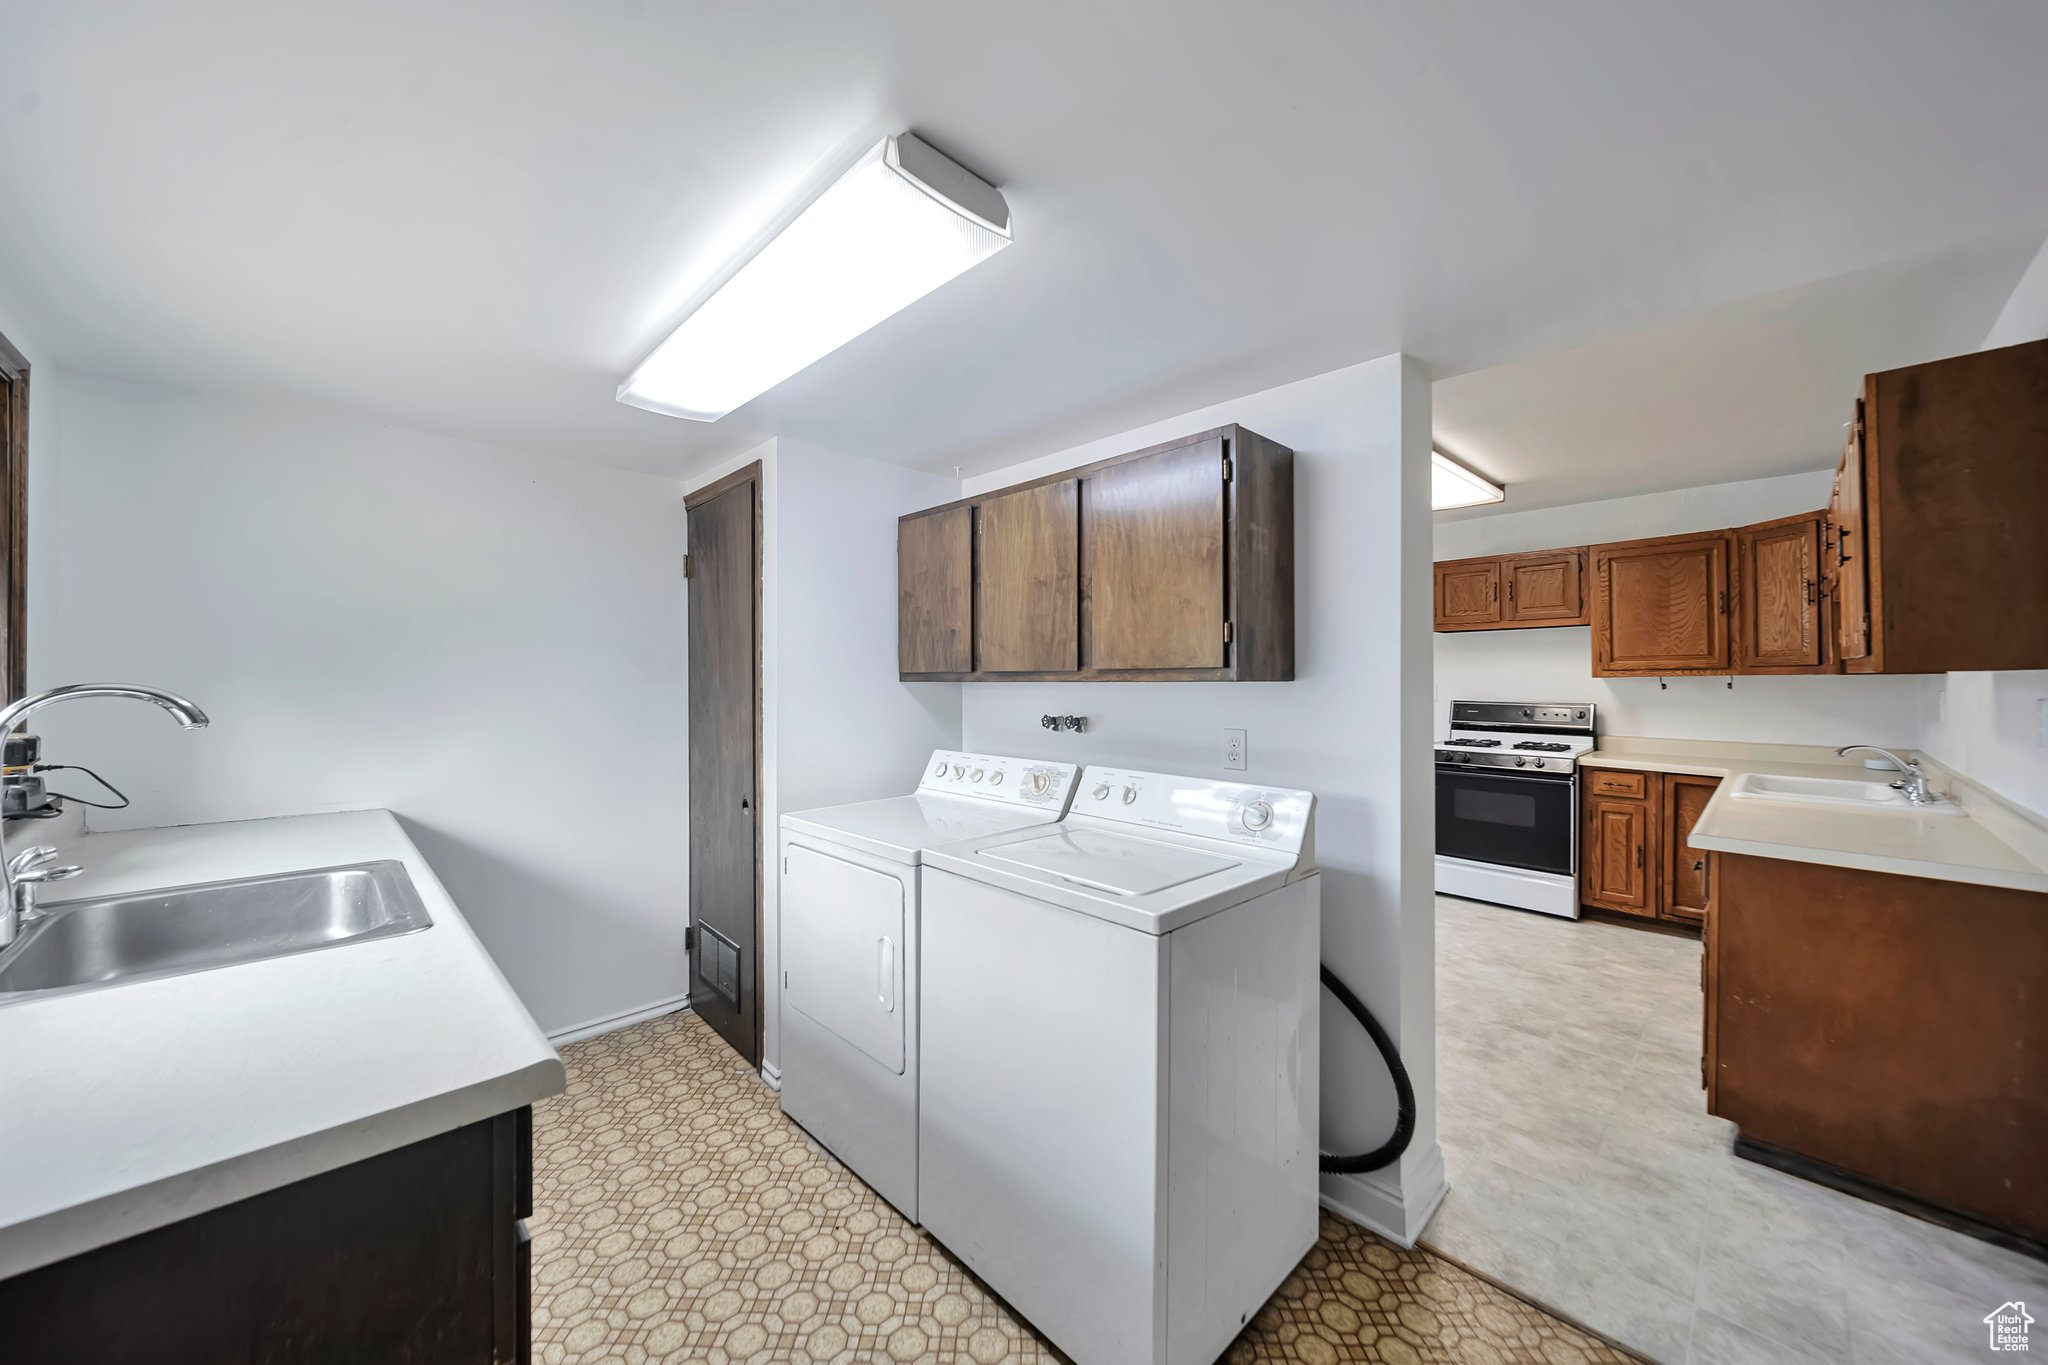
left=1836, top=745, right=1944, bottom=807
left=0, top=684, right=209, bottom=947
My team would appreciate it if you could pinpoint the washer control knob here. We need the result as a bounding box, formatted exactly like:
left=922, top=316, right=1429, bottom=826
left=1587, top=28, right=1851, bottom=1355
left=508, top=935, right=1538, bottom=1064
left=989, top=770, right=1004, bottom=785
left=1242, top=801, right=1274, bottom=831
left=1121, top=785, right=1138, bottom=804
left=1093, top=784, right=1111, bottom=801
left=969, top=768, right=984, bottom=782
left=933, top=761, right=948, bottom=777
left=1028, top=771, right=1049, bottom=795
left=952, top=764, right=965, bottom=779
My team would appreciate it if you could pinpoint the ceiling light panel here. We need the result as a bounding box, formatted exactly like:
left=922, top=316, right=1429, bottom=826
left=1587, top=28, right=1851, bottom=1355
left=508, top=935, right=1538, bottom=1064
left=619, top=135, right=1012, bottom=422
left=1431, top=449, right=1506, bottom=510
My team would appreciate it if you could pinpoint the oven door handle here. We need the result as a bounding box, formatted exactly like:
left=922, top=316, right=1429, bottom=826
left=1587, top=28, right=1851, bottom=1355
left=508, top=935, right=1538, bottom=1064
left=1434, top=768, right=1577, bottom=785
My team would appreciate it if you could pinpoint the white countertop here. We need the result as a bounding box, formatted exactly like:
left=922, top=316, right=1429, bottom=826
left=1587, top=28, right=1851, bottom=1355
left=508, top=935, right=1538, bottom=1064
left=1581, top=741, right=2048, bottom=895
left=0, top=810, right=565, bottom=1279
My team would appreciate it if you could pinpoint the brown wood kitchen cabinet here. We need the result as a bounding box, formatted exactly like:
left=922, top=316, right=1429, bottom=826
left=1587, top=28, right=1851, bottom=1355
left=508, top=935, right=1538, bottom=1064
left=1735, top=513, right=1830, bottom=674
left=1829, top=337, right=2048, bottom=674
left=1580, top=767, right=1719, bottom=926
left=1433, top=549, right=1586, bottom=631
left=897, top=425, right=1294, bottom=681
left=1591, top=531, right=1732, bottom=676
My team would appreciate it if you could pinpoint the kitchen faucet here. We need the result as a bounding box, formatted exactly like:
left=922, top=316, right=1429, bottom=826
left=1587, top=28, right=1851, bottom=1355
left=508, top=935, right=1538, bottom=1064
left=0, top=684, right=209, bottom=947
left=1836, top=744, right=1945, bottom=808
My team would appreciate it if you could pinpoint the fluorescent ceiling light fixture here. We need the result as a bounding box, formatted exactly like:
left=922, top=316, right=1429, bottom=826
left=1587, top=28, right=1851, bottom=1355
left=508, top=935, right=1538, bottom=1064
left=619, top=133, right=1012, bottom=421
left=1432, top=448, right=1506, bottom=510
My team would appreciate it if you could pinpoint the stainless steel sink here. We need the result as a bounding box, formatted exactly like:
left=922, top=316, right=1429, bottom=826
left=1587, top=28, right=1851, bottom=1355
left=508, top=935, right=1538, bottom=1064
left=0, top=860, right=432, bottom=1003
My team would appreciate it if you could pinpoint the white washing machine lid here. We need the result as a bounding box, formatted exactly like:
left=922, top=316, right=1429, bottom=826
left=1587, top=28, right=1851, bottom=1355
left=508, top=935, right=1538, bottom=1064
left=780, top=793, right=1068, bottom=865
left=925, top=817, right=1301, bottom=935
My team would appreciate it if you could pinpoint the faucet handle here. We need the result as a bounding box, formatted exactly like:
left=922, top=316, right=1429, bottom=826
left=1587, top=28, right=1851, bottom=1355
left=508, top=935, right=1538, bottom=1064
left=8, top=845, right=60, bottom=877
left=15, top=862, right=81, bottom=885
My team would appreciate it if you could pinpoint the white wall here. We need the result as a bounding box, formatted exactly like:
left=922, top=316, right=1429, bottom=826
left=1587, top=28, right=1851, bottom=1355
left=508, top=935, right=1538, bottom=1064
left=957, top=356, right=1443, bottom=1242
left=33, top=371, right=692, bottom=1036
left=1434, top=472, right=1926, bottom=747
left=683, top=437, right=959, bottom=1078
left=1918, top=230, right=2048, bottom=816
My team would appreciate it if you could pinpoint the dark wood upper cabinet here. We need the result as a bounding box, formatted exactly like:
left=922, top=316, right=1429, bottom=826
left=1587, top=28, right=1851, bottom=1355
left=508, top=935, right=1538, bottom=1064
left=975, top=480, right=1079, bottom=673
left=1503, top=549, right=1585, bottom=624
left=1433, top=559, right=1500, bottom=629
left=1591, top=532, right=1731, bottom=676
left=897, top=426, right=1293, bottom=682
left=897, top=506, right=973, bottom=676
left=1084, top=439, right=1225, bottom=671
left=1736, top=513, right=1829, bottom=674
left=1834, top=337, right=2048, bottom=674
left=1432, top=549, right=1586, bottom=631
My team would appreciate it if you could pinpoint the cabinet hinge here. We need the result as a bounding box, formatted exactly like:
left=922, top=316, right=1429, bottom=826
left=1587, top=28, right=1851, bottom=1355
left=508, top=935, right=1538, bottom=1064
left=682, top=553, right=694, bottom=579
left=1221, top=457, right=1233, bottom=482
left=683, top=924, right=695, bottom=953
left=1223, top=621, right=1234, bottom=644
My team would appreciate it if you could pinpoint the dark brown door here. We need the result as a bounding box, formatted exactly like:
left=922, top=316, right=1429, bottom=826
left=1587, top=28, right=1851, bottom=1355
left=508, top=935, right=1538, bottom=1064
left=1737, top=515, right=1824, bottom=672
left=1082, top=439, right=1227, bottom=669
left=1583, top=792, right=1655, bottom=916
left=1592, top=533, right=1731, bottom=674
left=1830, top=407, right=1871, bottom=663
left=1434, top=559, right=1501, bottom=629
left=687, top=471, right=761, bottom=1066
left=1502, top=550, right=1584, bottom=624
left=898, top=507, right=972, bottom=675
left=975, top=480, right=1079, bottom=672
left=1662, top=775, right=1720, bottom=924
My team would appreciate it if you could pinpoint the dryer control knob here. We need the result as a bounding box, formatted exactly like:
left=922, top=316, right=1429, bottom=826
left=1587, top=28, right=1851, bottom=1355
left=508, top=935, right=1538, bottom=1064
left=1093, top=784, right=1111, bottom=800
left=1242, top=801, right=1274, bottom=831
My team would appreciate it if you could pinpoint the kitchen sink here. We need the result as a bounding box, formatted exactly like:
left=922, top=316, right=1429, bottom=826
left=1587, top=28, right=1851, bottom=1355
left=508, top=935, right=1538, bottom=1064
left=0, top=860, right=432, bottom=1003
left=1728, top=772, right=1961, bottom=813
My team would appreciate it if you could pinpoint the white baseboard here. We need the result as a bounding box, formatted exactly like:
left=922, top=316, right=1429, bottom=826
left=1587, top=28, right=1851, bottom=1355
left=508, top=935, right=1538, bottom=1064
left=759, top=1060, right=782, bottom=1091
left=1319, top=1141, right=1448, bottom=1248
left=547, top=995, right=692, bottom=1047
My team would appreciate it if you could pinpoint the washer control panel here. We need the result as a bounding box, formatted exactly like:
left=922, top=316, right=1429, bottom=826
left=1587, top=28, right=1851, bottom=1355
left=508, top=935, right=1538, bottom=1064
left=1074, top=766, right=1316, bottom=862
left=917, top=751, right=1079, bottom=810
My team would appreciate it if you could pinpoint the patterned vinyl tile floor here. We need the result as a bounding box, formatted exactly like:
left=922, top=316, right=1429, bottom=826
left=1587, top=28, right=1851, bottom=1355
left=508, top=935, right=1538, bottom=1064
left=531, top=1012, right=1634, bottom=1365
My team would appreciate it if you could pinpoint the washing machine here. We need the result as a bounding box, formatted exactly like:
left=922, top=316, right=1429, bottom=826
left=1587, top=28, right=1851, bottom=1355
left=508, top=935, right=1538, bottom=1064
left=778, top=750, right=1079, bottom=1220
left=917, top=767, right=1320, bottom=1365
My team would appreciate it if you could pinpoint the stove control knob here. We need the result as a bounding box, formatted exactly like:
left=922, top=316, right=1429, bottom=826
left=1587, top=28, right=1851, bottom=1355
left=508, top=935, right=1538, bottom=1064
left=1093, top=783, right=1111, bottom=801
left=989, top=770, right=1004, bottom=785
left=969, top=768, right=984, bottom=783
left=1515, top=756, right=1527, bottom=767
left=1122, top=785, right=1138, bottom=804
left=1241, top=801, right=1274, bottom=831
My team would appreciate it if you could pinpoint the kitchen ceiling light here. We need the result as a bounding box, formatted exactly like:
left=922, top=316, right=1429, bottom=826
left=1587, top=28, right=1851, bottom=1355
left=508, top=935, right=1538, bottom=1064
left=1432, top=448, right=1506, bottom=510
left=618, top=134, right=1012, bottom=422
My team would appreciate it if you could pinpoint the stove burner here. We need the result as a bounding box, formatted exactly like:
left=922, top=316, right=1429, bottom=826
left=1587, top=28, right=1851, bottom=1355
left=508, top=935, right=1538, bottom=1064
left=1513, top=741, right=1573, bottom=752
left=1442, top=737, right=1502, bottom=747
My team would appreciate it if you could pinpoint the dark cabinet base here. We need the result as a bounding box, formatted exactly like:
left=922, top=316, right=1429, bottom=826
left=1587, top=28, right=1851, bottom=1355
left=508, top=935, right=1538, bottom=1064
left=0, top=1109, right=532, bottom=1365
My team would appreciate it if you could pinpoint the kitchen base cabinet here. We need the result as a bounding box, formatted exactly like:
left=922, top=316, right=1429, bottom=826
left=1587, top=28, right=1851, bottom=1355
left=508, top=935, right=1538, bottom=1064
left=1709, top=854, right=2048, bottom=1249
left=0, top=1109, right=533, bottom=1365
left=1580, top=767, right=1717, bottom=928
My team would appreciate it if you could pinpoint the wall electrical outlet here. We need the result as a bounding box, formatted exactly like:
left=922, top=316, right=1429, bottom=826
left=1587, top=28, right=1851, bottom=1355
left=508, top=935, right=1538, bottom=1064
left=1223, top=728, right=1248, bottom=771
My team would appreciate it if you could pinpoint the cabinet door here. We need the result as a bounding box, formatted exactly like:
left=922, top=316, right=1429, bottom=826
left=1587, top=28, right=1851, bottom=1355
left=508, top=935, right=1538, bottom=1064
left=1082, top=439, right=1226, bottom=670
left=975, top=480, right=1080, bottom=673
left=1592, top=533, right=1731, bottom=674
left=898, top=508, right=972, bottom=675
left=1582, top=789, right=1656, bottom=916
left=1830, top=406, right=1872, bottom=663
left=1662, top=775, right=1720, bottom=924
left=1434, top=558, right=1502, bottom=629
left=1503, top=549, right=1586, bottom=624
left=1736, top=515, right=1825, bottom=672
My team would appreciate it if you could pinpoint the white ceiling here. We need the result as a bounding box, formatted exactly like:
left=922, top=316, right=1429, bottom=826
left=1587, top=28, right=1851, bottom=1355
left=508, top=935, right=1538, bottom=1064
left=1432, top=227, right=2045, bottom=518
left=2, top=2, right=2047, bottom=480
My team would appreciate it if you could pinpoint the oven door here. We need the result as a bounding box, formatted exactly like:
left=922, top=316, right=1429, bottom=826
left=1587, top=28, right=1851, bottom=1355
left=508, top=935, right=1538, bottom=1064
left=1435, top=765, right=1576, bottom=876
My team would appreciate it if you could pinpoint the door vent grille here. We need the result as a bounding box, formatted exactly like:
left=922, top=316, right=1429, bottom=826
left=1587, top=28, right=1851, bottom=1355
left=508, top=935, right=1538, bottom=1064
left=695, top=922, right=743, bottom=1009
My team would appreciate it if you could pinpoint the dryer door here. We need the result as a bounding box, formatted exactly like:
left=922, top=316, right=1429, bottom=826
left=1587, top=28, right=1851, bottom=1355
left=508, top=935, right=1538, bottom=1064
left=783, top=843, right=907, bottom=1074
